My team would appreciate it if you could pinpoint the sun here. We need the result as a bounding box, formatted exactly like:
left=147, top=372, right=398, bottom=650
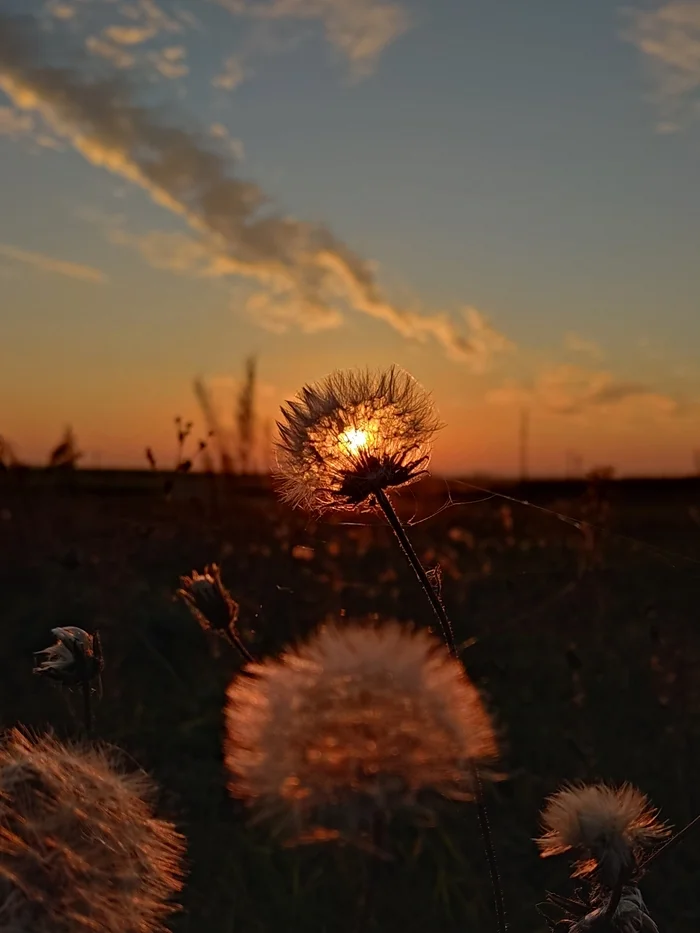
left=337, top=426, right=370, bottom=457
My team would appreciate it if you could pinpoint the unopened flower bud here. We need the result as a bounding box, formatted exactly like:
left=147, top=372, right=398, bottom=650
left=176, top=564, right=251, bottom=660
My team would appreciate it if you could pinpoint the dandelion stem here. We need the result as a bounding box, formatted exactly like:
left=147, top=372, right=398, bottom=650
left=354, top=813, right=385, bottom=933
left=373, top=488, right=457, bottom=657
left=374, top=488, right=507, bottom=933
left=603, top=873, right=624, bottom=921
left=228, top=630, right=255, bottom=664
left=81, top=679, right=93, bottom=736
left=472, top=764, right=508, bottom=933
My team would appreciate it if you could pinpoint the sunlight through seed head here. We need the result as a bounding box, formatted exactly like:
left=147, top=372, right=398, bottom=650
left=274, top=365, right=444, bottom=512
left=338, top=426, right=371, bottom=456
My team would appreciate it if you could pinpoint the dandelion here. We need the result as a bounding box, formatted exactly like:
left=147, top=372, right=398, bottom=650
left=33, top=627, right=104, bottom=733
left=275, top=365, right=457, bottom=655
left=176, top=564, right=252, bottom=661
left=275, top=365, right=442, bottom=513
left=33, top=627, right=102, bottom=687
left=537, top=782, right=670, bottom=886
left=0, top=729, right=185, bottom=933
left=224, top=620, right=498, bottom=842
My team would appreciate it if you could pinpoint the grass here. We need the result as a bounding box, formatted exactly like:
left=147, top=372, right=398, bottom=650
left=1, top=469, right=699, bottom=932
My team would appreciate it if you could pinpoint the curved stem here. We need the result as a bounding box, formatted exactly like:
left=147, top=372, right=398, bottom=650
left=603, top=873, right=624, bottom=922
left=374, top=488, right=457, bottom=657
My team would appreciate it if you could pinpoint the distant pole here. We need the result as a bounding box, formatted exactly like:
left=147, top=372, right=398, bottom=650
left=519, top=408, right=530, bottom=481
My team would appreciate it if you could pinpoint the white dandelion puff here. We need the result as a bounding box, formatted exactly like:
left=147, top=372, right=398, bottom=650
left=536, top=782, right=670, bottom=885
left=224, top=620, right=498, bottom=842
left=274, top=365, right=443, bottom=512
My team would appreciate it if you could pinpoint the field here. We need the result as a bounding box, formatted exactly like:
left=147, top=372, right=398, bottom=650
left=1, top=469, right=699, bottom=933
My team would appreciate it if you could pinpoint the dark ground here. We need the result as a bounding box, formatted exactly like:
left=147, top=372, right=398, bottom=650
left=1, top=469, right=699, bottom=933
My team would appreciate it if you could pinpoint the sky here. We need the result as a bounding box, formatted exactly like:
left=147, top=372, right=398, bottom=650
left=0, top=0, right=699, bottom=477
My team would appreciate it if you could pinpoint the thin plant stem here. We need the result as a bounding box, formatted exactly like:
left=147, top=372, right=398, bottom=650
left=81, top=679, right=93, bottom=736
left=374, top=487, right=507, bottom=933
left=641, top=812, right=700, bottom=869
left=603, top=873, right=624, bottom=922
left=374, top=488, right=457, bottom=657
left=354, top=813, right=386, bottom=933
left=228, top=630, right=255, bottom=664
left=472, top=764, right=508, bottom=933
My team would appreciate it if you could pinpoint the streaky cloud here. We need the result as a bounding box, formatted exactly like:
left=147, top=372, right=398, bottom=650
left=0, top=242, right=106, bottom=283
left=0, top=12, right=511, bottom=368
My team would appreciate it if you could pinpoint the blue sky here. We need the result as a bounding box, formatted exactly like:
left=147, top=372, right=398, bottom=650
left=1, top=0, right=699, bottom=475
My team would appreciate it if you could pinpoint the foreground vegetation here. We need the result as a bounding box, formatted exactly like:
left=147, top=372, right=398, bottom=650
left=1, top=469, right=698, bottom=932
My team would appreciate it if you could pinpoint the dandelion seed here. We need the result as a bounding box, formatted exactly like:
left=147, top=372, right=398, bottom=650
left=224, top=620, right=498, bottom=842
left=0, top=729, right=185, bottom=933
left=537, top=783, right=670, bottom=885
left=274, top=365, right=443, bottom=512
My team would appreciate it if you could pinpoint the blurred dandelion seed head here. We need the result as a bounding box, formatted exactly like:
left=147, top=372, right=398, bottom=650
left=224, top=621, right=498, bottom=841
left=274, top=366, right=443, bottom=512
left=536, top=782, right=670, bottom=884
left=0, top=730, right=185, bottom=933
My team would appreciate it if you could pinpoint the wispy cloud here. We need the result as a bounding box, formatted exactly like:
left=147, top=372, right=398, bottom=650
left=212, top=0, right=410, bottom=78
left=488, top=363, right=680, bottom=417
left=563, top=331, right=604, bottom=359
left=103, top=25, right=158, bottom=46
left=0, top=12, right=511, bottom=370
left=212, top=54, right=247, bottom=91
left=0, top=243, right=106, bottom=283
left=85, top=35, right=136, bottom=69
left=81, top=1, right=188, bottom=77
left=622, top=1, right=700, bottom=129
left=210, top=123, right=245, bottom=160
left=104, top=224, right=222, bottom=275
left=0, top=104, right=33, bottom=138
left=0, top=104, right=63, bottom=149
left=46, top=2, right=77, bottom=20
left=147, top=45, right=189, bottom=78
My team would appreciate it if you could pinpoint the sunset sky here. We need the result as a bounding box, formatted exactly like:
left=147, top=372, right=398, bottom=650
left=1, top=0, right=699, bottom=476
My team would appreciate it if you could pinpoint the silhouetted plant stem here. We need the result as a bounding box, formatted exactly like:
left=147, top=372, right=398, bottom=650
left=472, top=764, right=508, bottom=933
left=374, top=488, right=457, bottom=657
left=354, top=813, right=386, bottom=933
left=81, top=679, right=93, bottom=736
left=374, top=487, right=507, bottom=933
left=642, top=812, right=700, bottom=868
left=603, top=874, right=624, bottom=922
left=228, top=630, right=255, bottom=664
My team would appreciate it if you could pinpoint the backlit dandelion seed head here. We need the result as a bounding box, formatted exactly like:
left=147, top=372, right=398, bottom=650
left=0, top=730, right=185, bottom=933
left=536, top=782, right=670, bottom=884
left=224, top=621, right=498, bottom=841
left=274, top=365, right=443, bottom=512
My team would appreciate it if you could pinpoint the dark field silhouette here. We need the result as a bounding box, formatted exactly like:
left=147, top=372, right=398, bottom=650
left=1, top=470, right=699, bottom=932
